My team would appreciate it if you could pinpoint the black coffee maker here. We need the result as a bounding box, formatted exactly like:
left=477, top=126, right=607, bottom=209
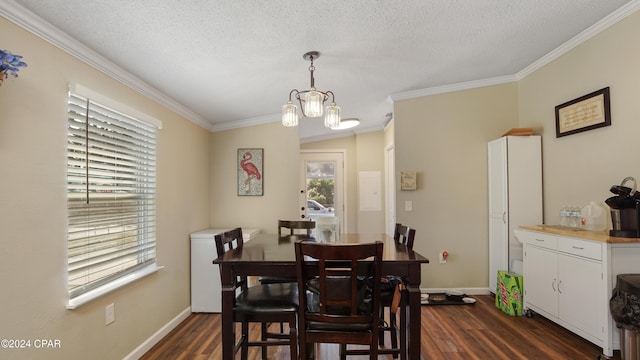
left=606, top=177, right=640, bottom=238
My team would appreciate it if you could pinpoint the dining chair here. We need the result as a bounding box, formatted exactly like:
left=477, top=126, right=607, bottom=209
left=278, top=219, right=316, bottom=236
left=378, top=223, right=416, bottom=359
left=295, top=240, right=383, bottom=360
left=214, top=228, right=298, bottom=360
left=257, top=220, right=317, bottom=286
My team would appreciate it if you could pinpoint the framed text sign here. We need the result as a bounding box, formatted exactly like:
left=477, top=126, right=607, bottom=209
left=555, top=87, right=611, bottom=138
left=238, top=148, right=263, bottom=196
left=400, top=171, right=417, bottom=191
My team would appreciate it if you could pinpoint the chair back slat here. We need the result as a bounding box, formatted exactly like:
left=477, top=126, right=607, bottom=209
left=296, top=241, right=383, bottom=324
left=393, top=223, right=416, bottom=249
left=214, top=228, right=246, bottom=289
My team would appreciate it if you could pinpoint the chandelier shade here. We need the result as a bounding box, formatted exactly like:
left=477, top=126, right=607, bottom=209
left=303, top=89, right=324, bottom=117
left=281, top=101, right=298, bottom=127
left=282, top=51, right=349, bottom=129
left=324, top=103, right=341, bottom=128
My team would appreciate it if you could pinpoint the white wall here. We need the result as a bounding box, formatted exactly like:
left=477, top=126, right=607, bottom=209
left=0, top=17, right=211, bottom=360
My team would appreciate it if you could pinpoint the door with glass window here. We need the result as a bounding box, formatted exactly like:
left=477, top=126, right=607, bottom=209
left=299, top=151, right=345, bottom=235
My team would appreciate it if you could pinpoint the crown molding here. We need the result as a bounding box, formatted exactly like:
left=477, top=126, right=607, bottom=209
left=0, top=0, right=214, bottom=131
left=389, top=0, right=640, bottom=102
left=4, top=0, right=639, bottom=132
left=210, top=113, right=280, bottom=132
left=299, top=123, right=384, bottom=144
left=516, top=0, right=640, bottom=80
left=389, top=75, right=517, bottom=102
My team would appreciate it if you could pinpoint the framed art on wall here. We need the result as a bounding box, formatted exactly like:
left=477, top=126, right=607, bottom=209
left=555, top=87, right=611, bottom=138
left=238, top=148, right=263, bottom=196
left=400, top=171, right=417, bottom=191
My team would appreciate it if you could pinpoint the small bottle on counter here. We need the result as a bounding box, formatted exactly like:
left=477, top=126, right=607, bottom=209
left=560, top=206, right=570, bottom=227
left=571, top=206, right=583, bottom=228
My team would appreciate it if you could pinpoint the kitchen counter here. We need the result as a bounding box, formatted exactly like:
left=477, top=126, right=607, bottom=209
left=520, top=225, right=640, bottom=243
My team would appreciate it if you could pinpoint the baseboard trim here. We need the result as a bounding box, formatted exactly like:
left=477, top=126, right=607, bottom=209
left=421, top=287, right=491, bottom=296
left=123, top=306, right=192, bottom=360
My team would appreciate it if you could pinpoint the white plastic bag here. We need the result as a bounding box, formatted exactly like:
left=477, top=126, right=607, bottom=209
left=581, top=201, right=607, bottom=231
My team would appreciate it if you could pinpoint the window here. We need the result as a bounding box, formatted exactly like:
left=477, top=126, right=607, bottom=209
left=66, top=88, right=159, bottom=308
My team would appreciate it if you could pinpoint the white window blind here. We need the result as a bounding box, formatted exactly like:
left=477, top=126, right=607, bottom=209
left=66, top=91, right=157, bottom=302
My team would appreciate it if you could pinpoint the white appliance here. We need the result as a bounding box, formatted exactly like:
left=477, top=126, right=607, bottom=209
left=488, top=135, right=541, bottom=294
left=190, top=228, right=260, bottom=313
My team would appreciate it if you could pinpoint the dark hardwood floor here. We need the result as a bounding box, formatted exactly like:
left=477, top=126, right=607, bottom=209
left=140, top=295, right=619, bottom=359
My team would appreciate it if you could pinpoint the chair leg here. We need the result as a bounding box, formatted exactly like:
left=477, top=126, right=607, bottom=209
left=261, top=322, right=268, bottom=360
left=389, top=311, right=398, bottom=359
left=400, top=291, right=407, bottom=360
left=241, top=322, right=249, bottom=360
left=339, top=343, right=347, bottom=360
left=371, top=325, right=379, bottom=360
left=379, top=305, right=386, bottom=346
left=288, top=316, right=298, bottom=360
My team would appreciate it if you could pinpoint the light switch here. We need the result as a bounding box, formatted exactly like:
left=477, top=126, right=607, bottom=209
left=405, top=200, right=413, bottom=211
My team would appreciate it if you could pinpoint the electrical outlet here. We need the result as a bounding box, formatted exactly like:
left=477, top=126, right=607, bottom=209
left=404, top=200, right=412, bottom=211
left=105, top=303, right=115, bottom=325
left=439, top=252, right=447, bottom=264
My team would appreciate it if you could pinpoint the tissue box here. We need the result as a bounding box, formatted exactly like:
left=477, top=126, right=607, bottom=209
left=495, top=270, right=523, bottom=316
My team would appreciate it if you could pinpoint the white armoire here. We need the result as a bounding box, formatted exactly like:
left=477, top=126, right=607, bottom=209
left=488, top=135, right=542, bottom=293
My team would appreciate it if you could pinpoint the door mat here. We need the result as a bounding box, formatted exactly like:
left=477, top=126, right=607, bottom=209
left=421, top=293, right=476, bottom=306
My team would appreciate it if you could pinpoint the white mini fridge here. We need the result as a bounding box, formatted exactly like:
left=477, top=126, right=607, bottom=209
left=190, top=228, right=260, bottom=313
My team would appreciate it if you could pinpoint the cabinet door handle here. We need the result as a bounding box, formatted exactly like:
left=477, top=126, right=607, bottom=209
left=502, top=212, right=506, bottom=224
left=552, top=278, right=556, bottom=292
left=558, top=280, right=562, bottom=294
left=572, top=246, right=584, bottom=250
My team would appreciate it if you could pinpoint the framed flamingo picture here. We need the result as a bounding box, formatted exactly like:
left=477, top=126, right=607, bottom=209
left=237, top=148, right=263, bottom=196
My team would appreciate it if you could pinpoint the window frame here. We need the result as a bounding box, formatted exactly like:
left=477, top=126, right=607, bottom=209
left=66, top=84, right=162, bottom=309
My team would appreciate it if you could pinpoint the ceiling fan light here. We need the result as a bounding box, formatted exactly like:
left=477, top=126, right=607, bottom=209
left=282, top=101, right=298, bottom=127
left=304, top=89, right=323, bottom=118
left=324, top=103, right=341, bottom=129
left=331, top=117, right=360, bottom=130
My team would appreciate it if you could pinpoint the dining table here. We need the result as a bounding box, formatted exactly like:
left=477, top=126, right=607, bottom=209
left=213, top=232, right=430, bottom=360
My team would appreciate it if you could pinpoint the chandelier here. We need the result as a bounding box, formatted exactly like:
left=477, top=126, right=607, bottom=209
left=282, top=51, right=341, bottom=129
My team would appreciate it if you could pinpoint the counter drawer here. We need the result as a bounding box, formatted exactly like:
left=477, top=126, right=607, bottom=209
left=558, top=238, right=602, bottom=260
left=526, top=232, right=558, bottom=250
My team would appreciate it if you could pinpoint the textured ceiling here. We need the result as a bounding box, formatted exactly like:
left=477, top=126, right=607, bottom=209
left=6, top=0, right=637, bottom=140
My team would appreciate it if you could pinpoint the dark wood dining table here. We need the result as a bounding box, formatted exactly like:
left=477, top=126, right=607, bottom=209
left=213, top=232, right=430, bottom=360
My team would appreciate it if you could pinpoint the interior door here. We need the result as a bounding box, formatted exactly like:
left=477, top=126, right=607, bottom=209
left=299, top=151, right=345, bottom=232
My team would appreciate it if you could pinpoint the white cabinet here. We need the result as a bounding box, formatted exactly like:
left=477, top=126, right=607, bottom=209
left=558, top=253, right=602, bottom=338
left=488, top=135, right=541, bottom=293
left=190, top=228, right=260, bottom=313
left=523, top=238, right=602, bottom=341
left=516, top=227, right=640, bottom=357
left=523, top=244, right=558, bottom=315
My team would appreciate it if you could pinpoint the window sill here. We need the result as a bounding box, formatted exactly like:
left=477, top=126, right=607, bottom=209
left=66, top=264, right=164, bottom=310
